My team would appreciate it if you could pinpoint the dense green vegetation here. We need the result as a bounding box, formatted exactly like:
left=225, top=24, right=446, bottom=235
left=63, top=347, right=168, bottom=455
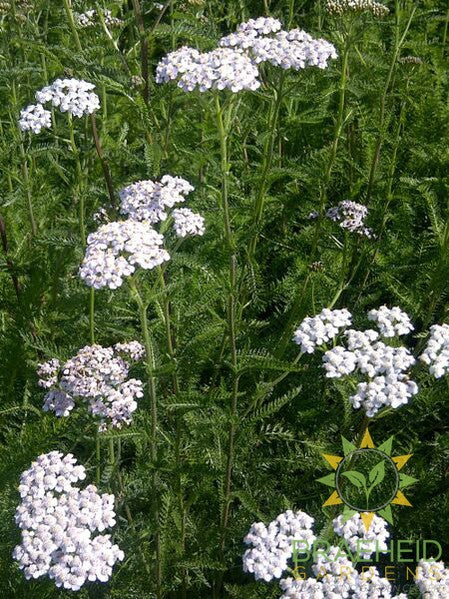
left=0, top=0, right=448, bottom=597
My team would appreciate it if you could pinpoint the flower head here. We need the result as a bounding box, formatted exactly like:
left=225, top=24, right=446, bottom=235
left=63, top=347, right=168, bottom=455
left=13, top=452, right=123, bottom=590
left=172, top=208, right=205, bottom=237
left=119, top=175, right=194, bottom=224
left=18, top=103, right=51, bottom=134
left=243, top=510, right=316, bottom=582
left=79, top=220, right=170, bottom=290
left=326, top=200, right=372, bottom=237
left=38, top=342, right=144, bottom=430
left=326, top=0, right=389, bottom=17
left=156, top=46, right=261, bottom=92
left=293, top=308, right=352, bottom=353
left=420, top=323, right=449, bottom=378
left=35, top=78, right=100, bottom=118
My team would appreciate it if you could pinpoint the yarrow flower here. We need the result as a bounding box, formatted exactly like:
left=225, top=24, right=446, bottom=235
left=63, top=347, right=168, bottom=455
left=38, top=342, right=144, bottom=430
left=172, top=208, right=205, bottom=237
left=79, top=220, right=170, bottom=290
left=220, top=25, right=337, bottom=71
left=333, top=513, right=389, bottom=559
left=415, top=559, right=449, bottom=598
left=294, top=307, right=418, bottom=416
left=13, top=451, right=124, bottom=590
left=156, top=17, right=337, bottom=94
left=420, top=323, right=449, bottom=379
left=76, top=9, right=122, bottom=28
left=156, top=46, right=261, bottom=92
left=367, top=306, right=414, bottom=337
left=243, top=510, right=316, bottom=582
left=326, top=200, right=373, bottom=237
left=35, top=78, right=100, bottom=118
left=326, top=0, right=389, bottom=17
left=18, top=103, right=51, bottom=134
left=119, top=175, right=194, bottom=224
left=292, top=308, right=352, bottom=354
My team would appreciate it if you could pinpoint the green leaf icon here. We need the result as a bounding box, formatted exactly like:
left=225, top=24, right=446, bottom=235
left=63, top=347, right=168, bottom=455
left=341, top=471, right=366, bottom=489
left=369, top=460, right=386, bottom=489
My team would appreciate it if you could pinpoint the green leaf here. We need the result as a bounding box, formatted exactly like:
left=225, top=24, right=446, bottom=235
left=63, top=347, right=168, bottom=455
left=377, top=436, right=394, bottom=456
left=341, top=471, right=366, bottom=489
left=369, top=460, right=386, bottom=488
left=378, top=505, right=394, bottom=525
left=399, top=473, right=418, bottom=489
left=341, top=436, right=357, bottom=456
left=316, top=473, right=337, bottom=488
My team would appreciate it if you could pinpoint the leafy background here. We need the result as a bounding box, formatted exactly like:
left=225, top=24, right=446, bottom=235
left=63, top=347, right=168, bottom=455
left=0, top=0, right=448, bottom=597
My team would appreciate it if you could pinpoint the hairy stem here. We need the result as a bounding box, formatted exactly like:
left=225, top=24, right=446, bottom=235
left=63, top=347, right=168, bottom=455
left=90, top=114, right=116, bottom=206
left=62, top=0, right=82, bottom=52
left=248, top=73, right=285, bottom=261
left=311, top=34, right=350, bottom=259
left=128, top=277, right=161, bottom=598
left=132, top=0, right=149, bottom=104
left=214, top=95, right=240, bottom=589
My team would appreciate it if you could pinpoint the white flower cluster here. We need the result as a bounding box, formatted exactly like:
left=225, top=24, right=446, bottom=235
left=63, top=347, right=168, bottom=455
left=119, top=175, right=205, bottom=240
left=243, top=510, right=316, bottom=582
left=333, top=513, right=389, bottom=559
left=323, top=326, right=417, bottom=417
left=13, top=452, right=123, bottom=590
left=18, top=103, right=51, bottom=134
left=76, top=9, right=122, bottom=28
left=279, top=554, right=407, bottom=598
left=79, top=220, right=170, bottom=289
left=38, top=342, right=144, bottom=430
left=326, top=0, right=389, bottom=17
left=119, top=175, right=194, bottom=224
left=415, top=559, right=449, bottom=598
left=293, top=308, right=352, bottom=354
left=172, top=208, right=205, bottom=237
left=280, top=546, right=357, bottom=598
left=35, top=78, right=100, bottom=118
left=420, top=323, right=449, bottom=378
left=220, top=23, right=337, bottom=72
left=156, top=46, right=261, bottom=92
left=326, top=200, right=373, bottom=237
left=156, top=17, right=336, bottom=94
left=294, top=307, right=418, bottom=416
left=367, top=306, right=414, bottom=337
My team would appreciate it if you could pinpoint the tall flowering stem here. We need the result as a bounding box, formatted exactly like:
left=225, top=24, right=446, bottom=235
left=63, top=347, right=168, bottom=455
left=248, top=72, right=286, bottom=261
left=67, top=114, right=85, bottom=242
left=364, top=3, right=416, bottom=205
left=90, top=113, right=116, bottom=206
left=214, top=94, right=241, bottom=561
left=18, top=140, right=37, bottom=237
left=62, top=0, right=82, bottom=53
left=132, top=0, right=149, bottom=104
left=311, top=32, right=350, bottom=259
left=128, top=276, right=162, bottom=598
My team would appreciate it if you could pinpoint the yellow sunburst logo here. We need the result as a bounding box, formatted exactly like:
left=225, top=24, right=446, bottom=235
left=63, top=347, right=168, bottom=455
left=317, top=429, right=417, bottom=531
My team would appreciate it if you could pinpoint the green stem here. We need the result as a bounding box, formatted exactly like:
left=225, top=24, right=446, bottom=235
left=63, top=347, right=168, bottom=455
left=90, top=288, right=95, bottom=345
left=132, top=0, right=149, bottom=104
left=158, top=268, right=187, bottom=596
left=90, top=113, right=116, bottom=206
left=18, top=141, right=37, bottom=237
left=67, top=114, right=85, bottom=242
left=214, top=94, right=240, bottom=579
left=128, top=277, right=162, bottom=599
left=62, top=0, right=82, bottom=52
left=365, top=4, right=416, bottom=205
left=248, top=73, right=285, bottom=261
left=311, top=35, right=350, bottom=259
